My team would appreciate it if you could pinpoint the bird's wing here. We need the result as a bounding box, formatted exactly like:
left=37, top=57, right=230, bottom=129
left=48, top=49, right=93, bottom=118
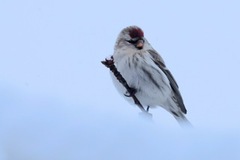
left=148, top=50, right=187, bottom=114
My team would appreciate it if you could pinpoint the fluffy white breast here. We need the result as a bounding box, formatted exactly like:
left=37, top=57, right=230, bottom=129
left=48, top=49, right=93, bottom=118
left=111, top=49, right=172, bottom=108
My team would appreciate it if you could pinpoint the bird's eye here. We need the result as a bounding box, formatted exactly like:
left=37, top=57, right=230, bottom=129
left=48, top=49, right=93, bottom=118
left=127, top=40, right=136, bottom=44
left=126, top=38, right=140, bottom=44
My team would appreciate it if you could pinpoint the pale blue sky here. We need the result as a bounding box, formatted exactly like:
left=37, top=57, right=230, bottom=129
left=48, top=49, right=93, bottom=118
left=0, top=0, right=240, bottom=159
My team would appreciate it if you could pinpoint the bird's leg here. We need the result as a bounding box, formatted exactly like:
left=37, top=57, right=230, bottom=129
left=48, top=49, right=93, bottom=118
left=124, top=87, right=137, bottom=97
left=146, top=106, right=150, bottom=112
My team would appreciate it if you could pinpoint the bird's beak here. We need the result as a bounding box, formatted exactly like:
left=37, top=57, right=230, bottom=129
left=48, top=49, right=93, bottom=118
left=136, top=39, right=144, bottom=49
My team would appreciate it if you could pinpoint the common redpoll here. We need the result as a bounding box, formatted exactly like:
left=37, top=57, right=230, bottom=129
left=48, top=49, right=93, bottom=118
left=111, top=26, right=191, bottom=125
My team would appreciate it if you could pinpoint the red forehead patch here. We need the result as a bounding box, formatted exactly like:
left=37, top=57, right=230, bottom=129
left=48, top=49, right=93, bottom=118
left=129, top=27, right=144, bottom=38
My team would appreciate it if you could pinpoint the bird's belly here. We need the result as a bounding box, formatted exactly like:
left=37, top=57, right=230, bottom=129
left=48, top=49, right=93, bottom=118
left=111, top=62, right=171, bottom=107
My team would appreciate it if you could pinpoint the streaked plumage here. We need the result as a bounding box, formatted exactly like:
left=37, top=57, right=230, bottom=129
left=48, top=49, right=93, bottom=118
left=111, top=26, right=191, bottom=125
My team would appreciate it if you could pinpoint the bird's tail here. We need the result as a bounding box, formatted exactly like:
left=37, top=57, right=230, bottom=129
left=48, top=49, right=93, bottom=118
left=173, top=112, right=193, bottom=128
left=165, top=99, right=193, bottom=128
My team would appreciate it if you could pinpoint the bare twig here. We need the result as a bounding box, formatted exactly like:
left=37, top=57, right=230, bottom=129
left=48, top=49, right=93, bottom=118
left=101, top=56, right=148, bottom=114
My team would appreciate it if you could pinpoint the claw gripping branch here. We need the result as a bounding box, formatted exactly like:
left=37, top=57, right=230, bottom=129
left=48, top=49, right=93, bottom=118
left=101, top=56, right=148, bottom=113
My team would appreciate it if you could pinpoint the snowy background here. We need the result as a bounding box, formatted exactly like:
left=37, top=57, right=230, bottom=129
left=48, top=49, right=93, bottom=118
left=0, top=0, right=240, bottom=159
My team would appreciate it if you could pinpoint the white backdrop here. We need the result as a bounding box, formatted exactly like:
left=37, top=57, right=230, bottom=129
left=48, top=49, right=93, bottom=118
left=0, top=0, right=239, bottom=159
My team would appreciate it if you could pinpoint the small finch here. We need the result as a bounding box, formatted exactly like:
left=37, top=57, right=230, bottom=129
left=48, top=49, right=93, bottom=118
left=111, top=26, right=191, bottom=125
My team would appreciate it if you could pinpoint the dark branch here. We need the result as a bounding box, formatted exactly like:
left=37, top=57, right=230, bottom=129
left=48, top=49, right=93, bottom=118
left=101, top=56, right=148, bottom=113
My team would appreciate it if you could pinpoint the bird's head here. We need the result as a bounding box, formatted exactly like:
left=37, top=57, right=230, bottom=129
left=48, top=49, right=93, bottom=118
left=115, top=26, right=146, bottom=51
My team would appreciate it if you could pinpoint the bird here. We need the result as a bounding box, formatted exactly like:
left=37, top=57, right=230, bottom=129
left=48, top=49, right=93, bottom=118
left=110, top=25, right=191, bottom=126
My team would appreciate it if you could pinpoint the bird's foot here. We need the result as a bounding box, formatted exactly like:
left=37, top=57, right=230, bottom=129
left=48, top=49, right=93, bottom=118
left=124, top=87, right=137, bottom=97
